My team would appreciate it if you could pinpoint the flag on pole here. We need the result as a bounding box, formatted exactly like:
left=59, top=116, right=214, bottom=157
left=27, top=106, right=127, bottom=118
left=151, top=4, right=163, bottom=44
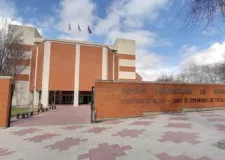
left=88, top=25, right=92, bottom=34
left=78, top=24, right=81, bottom=31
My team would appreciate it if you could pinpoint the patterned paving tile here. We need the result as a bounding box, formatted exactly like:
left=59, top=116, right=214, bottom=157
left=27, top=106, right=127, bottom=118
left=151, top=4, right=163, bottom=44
left=45, top=137, right=87, bottom=151
left=84, top=127, right=110, bottom=133
left=200, top=111, right=214, bottom=114
left=104, top=120, right=123, bottom=124
left=169, top=117, right=188, bottom=121
left=156, top=153, right=213, bottom=160
left=25, top=133, right=59, bottom=143
left=78, top=143, right=132, bottom=160
left=130, top=120, right=151, bottom=126
left=207, top=118, right=225, bottom=122
left=112, top=129, right=144, bottom=138
left=0, top=148, right=14, bottom=156
left=215, top=124, right=225, bottom=131
left=201, top=114, right=221, bottom=117
left=12, top=128, right=41, bottom=136
left=62, top=125, right=83, bottom=131
left=159, top=131, right=200, bottom=144
left=165, top=123, right=192, bottom=129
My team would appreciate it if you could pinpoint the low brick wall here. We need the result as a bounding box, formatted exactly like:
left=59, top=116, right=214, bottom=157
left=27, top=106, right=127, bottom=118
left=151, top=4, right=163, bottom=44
left=95, top=81, right=225, bottom=119
left=0, top=77, right=12, bottom=128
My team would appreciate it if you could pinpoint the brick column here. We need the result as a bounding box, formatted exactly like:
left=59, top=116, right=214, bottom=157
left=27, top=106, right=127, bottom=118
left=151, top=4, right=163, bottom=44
left=0, top=76, right=12, bottom=128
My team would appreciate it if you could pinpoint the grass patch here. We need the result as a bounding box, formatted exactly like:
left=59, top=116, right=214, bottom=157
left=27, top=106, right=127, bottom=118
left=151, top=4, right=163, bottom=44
left=11, top=107, right=37, bottom=117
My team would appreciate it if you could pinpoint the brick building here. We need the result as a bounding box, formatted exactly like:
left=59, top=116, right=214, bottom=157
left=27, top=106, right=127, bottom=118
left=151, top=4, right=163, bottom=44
left=11, top=25, right=142, bottom=107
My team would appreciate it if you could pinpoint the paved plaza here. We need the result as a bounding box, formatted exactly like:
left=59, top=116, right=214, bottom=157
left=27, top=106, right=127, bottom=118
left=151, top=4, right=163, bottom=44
left=11, top=105, right=91, bottom=126
left=1, top=110, right=225, bottom=160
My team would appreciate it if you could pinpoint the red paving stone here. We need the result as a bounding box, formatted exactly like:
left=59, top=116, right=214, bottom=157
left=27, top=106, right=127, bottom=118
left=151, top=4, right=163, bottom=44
left=165, top=123, right=192, bottom=129
left=169, top=117, right=189, bottom=121
left=84, top=127, right=110, bottom=133
left=0, top=148, right=14, bottom=156
left=159, top=131, right=200, bottom=144
left=112, top=129, right=145, bottom=138
left=201, top=114, right=222, bottom=117
left=156, top=153, right=213, bottom=160
left=45, top=137, right=87, bottom=151
left=12, top=128, right=41, bottom=136
left=215, top=124, right=225, bottom=131
left=130, top=120, right=152, bottom=126
left=25, top=133, right=59, bottom=143
left=78, top=143, right=132, bottom=160
left=207, top=118, right=225, bottom=122
left=62, top=125, right=83, bottom=131
left=11, top=105, right=91, bottom=126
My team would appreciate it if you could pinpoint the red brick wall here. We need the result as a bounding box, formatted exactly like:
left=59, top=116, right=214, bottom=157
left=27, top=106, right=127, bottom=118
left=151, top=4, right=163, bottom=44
left=108, top=50, right=113, bottom=80
left=0, top=78, right=12, bottom=128
left=79, top=45, right=102, bottom=91
left=16, top=74, right=29, bottom=81
left=36, top=43, right=44, bottom=90
left=95, top=81, right=225, bottom=119
left=49, top=42, right=75, bottom=91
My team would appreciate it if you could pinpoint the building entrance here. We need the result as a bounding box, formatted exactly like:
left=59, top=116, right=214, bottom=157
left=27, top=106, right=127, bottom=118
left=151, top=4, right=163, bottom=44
left=49, top=91, right=73, bottom=104
left=79, top=94, right=91, bottom=104
left=49, top=91, right=91, bottom=105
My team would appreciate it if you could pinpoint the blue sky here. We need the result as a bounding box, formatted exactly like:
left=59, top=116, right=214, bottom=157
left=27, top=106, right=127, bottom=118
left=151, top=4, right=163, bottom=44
left=1, top=0, right=225, bottom=80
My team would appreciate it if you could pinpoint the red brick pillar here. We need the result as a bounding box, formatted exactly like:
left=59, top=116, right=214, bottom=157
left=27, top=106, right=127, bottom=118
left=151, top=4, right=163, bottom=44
left=0, top=77, right=12, bottom=128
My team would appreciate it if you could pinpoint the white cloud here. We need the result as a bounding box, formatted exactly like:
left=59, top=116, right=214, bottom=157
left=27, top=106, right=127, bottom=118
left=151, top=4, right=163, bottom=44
left=0, top=0, right=43, bottom=38
left=0, top=0, right=22, bottom=30
left=136, top=50, right=162, bottom=81
left=154, top=38, right=173, bottom=47
left=178, top=45, right=198, bottom=57
left=106, top=29, right=157, bottom=48
left=95, top=0, right=169, bottom=34
left=95, top=12, right=120, bottom=35
left=202, top=27, right=218, bottom=36
left=135, top=49, right=178, bottom=81
left=57, top=0, right=96, bottom=40
left=180, top=42, right=225, bottom=68
left=0, top=0, right=15, bottom=18
left=94, top=0, right=171, bottom=81
left=136, top=49, right=162, bottom=70
left=111, top=0, right=168, bottom=20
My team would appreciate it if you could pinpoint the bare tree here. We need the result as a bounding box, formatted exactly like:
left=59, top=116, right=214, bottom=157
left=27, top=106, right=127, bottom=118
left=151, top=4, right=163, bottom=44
left=156, top=74, right=175, bottom=82
left=180, top=0, right=225, bottom=28
left=176, top=63, right=223, bottom=83
left=0, top=19, right=30, bottom=88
